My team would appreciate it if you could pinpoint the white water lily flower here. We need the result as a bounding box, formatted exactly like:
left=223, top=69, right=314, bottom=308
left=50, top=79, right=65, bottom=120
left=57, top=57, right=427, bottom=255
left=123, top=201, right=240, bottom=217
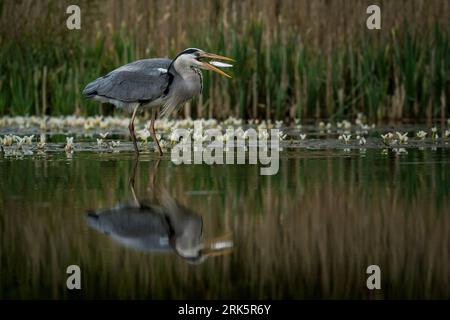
left=339, top=134, right=351, bottom=143
left=65, top=137, right=74, bottom=152
left=358, top=136, right=366, bottom=145
left=157, top=140, right=169, bottom=151
left=396, top=132, right=408, bottom=144
left=110, top=141, right=121, bottom=148
left=137, top=129, right=151, bottom=142
left=100, top=132, right=109, bottom=139
left=37, top=134, right=46, bottom=149
left=169, top=131, right=180, bottom=144
left=416, top=131, right=427, bottom=140
left=15, top=136, right=26, bottom=149
left=97, top=138, right=104, bottom=147
left=275, top=131, right=287, bottom=140
left=23, top=135, right=34, bottom=145
left=343, top=120, right=352, bottom=130
left=1, top=135, right=14, bottom=146
left=381, top=132, right=395, bottom=144
left=444, top=129, right=450, bottom=139
left=431, top=127, right=439, bottom=139
left=299, top=134, right=307, bottom=140
left=84, top=122, right=94, bottom=130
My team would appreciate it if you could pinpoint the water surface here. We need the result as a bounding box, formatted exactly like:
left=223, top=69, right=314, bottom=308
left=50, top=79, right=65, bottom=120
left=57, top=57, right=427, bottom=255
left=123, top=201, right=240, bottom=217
left=1, top=129, right=449, bottom=299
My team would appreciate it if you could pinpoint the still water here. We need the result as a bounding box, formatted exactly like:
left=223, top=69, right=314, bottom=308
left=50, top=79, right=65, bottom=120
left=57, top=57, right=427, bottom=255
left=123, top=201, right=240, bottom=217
left=0, top=137, right=449, bottom=299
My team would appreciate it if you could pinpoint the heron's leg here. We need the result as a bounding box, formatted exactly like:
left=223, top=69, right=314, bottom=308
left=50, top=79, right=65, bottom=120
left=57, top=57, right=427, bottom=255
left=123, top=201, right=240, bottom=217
left=128, top=105, right=140, bottom=155
left=129, top=156, right=140, bottom=207
left=147, top=159, right=161, bottom=202
left=150, top=108, right=163, bottom=156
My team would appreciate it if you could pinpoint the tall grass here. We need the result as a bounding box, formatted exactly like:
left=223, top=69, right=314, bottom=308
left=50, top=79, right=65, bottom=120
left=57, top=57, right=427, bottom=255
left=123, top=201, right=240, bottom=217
left=0, top=0, right=449, bottom=122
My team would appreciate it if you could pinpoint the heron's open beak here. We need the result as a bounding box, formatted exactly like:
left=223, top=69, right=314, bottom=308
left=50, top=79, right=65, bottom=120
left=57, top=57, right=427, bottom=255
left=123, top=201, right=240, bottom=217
left=199, top=52, right=234, bottom=78
left=201, top=232, right=234, bottom=257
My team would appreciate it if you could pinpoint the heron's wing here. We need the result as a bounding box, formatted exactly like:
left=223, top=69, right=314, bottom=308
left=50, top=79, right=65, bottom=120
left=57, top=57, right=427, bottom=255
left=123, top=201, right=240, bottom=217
left=83, top=58, right=172, bottom=103
left=86, top=204, right=173, bottom=251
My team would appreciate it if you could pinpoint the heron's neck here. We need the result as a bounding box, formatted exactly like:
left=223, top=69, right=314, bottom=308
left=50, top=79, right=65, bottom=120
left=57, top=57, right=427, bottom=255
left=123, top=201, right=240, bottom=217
left=172, top=59, right=200, bottom=80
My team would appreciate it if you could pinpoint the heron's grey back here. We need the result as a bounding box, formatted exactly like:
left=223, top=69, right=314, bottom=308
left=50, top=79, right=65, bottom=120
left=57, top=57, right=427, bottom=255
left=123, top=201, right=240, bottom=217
left=86, top=204, right=172, bottom=251
left=82, top=58, right=172, bottom=103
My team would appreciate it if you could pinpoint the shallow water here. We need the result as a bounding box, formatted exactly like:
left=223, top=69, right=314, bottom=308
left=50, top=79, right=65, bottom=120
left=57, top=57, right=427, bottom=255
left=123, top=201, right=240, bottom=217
left=0, top=125, right=449, bottom=299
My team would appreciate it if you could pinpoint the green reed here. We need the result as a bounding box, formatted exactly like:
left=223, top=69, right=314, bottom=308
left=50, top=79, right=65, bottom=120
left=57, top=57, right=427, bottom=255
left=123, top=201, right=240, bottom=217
left=0, top=2, right=449, bottom=122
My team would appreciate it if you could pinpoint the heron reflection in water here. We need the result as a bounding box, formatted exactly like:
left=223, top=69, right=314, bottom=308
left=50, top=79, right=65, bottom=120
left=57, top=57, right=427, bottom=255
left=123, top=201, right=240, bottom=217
left=86, top=160, right=233, bottom=264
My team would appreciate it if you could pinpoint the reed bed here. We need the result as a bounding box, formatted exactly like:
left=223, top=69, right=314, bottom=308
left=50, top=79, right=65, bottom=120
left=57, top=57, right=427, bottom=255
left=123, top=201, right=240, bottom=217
left=0, top=0, right=449, bottom=122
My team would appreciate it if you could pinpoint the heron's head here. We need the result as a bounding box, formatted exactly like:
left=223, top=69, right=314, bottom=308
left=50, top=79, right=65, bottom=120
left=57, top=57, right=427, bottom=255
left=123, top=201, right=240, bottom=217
left=172, top=48, right=234, bottom=78
left=176, top=232, right=234, bottom=265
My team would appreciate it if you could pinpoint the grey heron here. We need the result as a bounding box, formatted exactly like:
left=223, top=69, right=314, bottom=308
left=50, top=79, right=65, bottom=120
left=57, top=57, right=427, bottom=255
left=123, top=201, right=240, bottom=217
left=85, top=160, right=233, bottom=263
left=82, top=48, right=234, bottom=155
left=86, top=196, right=233, bottom=263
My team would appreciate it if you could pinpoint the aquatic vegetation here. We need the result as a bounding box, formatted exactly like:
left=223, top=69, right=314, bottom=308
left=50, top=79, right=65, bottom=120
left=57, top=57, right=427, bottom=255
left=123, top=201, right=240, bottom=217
left=1, top=115, right=449, bottom=154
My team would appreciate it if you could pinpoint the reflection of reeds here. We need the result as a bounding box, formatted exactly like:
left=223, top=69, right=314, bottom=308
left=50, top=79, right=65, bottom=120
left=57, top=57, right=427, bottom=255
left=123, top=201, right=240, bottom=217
left=0, top=150, right=449, bottom=299
left=0, top=1, right=449, bottom=122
